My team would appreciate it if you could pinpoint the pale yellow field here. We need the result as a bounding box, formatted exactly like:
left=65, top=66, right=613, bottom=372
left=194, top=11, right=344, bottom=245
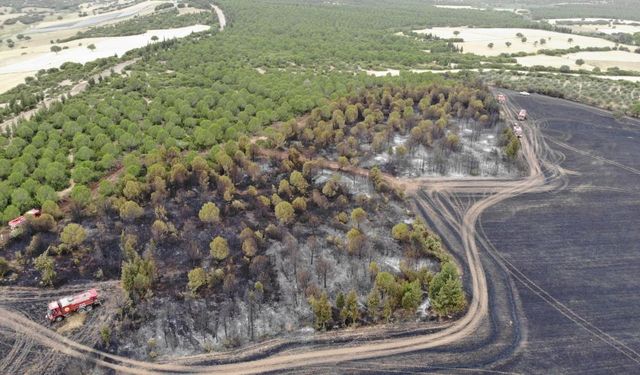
left=178, top=6, right=206, bottom=15
left=0, top=12, right=26, bottom=23
left=0, top=71, right=37, bottom=93
left=0, top=0, right=179, bottom=93
left=434, top=5, right=483, bottom=10
left=20, top=7, right=54, bottom=13
left=564, top=23, right=640, bottom=35
left=567, top=50, right=640, bottom=71
left=413, top=27, right=629, bottom=57
left=32, top=0, right=164, bottom=31
left=517, top=50, right=640, bottom=72
left=516, top=55, right=595, bottom=70
left=546, top=18, right=640, bottom=25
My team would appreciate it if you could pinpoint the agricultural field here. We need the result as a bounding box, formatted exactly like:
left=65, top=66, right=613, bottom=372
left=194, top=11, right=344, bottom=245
left=431, top=0, right=640, bottom=21
left=414, top=27, right=625, bottom=57
left=0, top=0, right=218, bottom=129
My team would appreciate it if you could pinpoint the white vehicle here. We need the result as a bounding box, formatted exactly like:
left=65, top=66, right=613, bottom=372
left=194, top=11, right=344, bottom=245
left=519, top=91, right=530, bottom=96
left=512, top=124, right=523, bottom=138
left=517, top=109, right=527, bottom=121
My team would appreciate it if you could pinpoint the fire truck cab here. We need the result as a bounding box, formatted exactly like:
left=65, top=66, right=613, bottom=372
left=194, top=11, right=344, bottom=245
left=517, top=109, right=527, bottom=121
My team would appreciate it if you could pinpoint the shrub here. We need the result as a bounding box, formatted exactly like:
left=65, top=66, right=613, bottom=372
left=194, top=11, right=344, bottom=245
left=392, top=223, right=410, bottom=242
left=34, top=251, right=56, bottom=286
left=429, top=262, right=466, bottom=317
left=60, top=223, right=86, bottom=249
left=274, top=201, right=295, bottom=224
left=100, top=326, right=111, bottom=345
left=199, top=202, right=220, bottom=224
left=187, top=267, right=207, bottom=294
left=210, top=236, right=229, bottom=261
left=28, top=213, right=56, bottom=232
left=119, top=200, right=144, bottom=221
left=0, top=257, right=9, bottom=277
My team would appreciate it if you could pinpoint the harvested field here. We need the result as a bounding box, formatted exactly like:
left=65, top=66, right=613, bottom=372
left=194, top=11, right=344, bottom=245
left=516, top=54, right=596, bottom=70
left=517, top=50, right=640, bottom=73
left=569, top=23, right=640, bottom=35
left=566, top=50, right=640, bottom=71
left=0, top=24, right=209, bottom=93
left=546, top=18, right=640, bottom=25
left=413, top=27, right=625, bottom=57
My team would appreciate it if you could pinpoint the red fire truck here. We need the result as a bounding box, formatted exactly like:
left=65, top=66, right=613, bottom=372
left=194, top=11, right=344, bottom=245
left=8, top=209, right=41, bottom=230
left=46, top=289, right=101, bottom=323
left=517, top=109, right=527, bottom=121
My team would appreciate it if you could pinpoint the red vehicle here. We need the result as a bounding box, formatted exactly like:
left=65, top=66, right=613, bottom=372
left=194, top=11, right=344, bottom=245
left=517, top=109, right=527, bottom=121
left=46, top=289, right=101, bottom=322
left=8, top=209, right=41, bottom=229
left=497, top=94, right=506, bottom=104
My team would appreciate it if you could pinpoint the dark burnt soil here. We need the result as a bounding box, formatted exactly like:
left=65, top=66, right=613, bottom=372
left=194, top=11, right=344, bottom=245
left=481, top=96, right=640, bottom=374
left=482, top=93, right=640, bottom=373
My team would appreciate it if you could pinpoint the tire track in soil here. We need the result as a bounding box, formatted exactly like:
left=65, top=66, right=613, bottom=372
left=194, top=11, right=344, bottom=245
left=0, top=328, right=34, bottom=375
left=0, top=280, right=122, bottom=374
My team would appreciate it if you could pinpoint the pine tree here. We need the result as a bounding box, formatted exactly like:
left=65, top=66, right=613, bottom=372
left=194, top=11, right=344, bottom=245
left=309, top=292, right=332, bottom=331
left=367, top=288, right=381, bottom=322
left=429, top=262, right=466, bottom=317
left=210, top=236, right=229, bottom=261
left=340, top=290, right=360, bottom=326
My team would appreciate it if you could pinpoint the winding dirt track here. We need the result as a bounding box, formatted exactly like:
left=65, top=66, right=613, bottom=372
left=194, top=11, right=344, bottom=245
left=0, top=91, right=558, bottom=374
left=212, top=4, right=226, bottom=31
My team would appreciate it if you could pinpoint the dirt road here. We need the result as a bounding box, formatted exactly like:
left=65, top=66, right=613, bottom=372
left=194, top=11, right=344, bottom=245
left=213, top=4, right=226, bottom=31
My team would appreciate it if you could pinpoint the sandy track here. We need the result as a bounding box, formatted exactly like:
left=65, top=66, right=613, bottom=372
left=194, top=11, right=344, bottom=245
left=212, top=4, right=226, bottom=31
